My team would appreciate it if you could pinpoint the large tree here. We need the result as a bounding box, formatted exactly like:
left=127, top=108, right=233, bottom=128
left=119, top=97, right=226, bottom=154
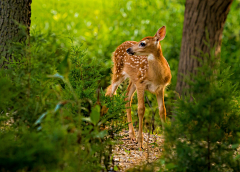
left=176, top=0, right=233, bottom=96
left=0, top=0, right=32, bottom=68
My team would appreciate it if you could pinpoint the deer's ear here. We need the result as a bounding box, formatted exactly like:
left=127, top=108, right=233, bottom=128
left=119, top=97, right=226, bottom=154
left=155, top=26, right=166, bottom=41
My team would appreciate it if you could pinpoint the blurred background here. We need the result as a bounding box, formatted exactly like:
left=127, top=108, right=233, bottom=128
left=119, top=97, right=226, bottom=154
left=31, top=0, right=240, bottom=86
left=31, top=0, right=184, bottom=87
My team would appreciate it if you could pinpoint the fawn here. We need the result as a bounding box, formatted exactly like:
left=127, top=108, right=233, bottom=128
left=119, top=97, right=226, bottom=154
left=106, top=26, right=171, bottom=148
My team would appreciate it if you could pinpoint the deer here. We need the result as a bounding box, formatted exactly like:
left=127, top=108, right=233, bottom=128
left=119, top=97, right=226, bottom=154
left=106, top=26, right=171, bottom=148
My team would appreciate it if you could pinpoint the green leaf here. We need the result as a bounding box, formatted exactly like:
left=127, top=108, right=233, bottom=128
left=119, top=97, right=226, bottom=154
left=90, top=105, right=100, bottom=125
left=81, top=117, right=92, bottom=124
left=34, top=112, right=48, bottom=125
left=150, top=142, right=159, bottom=147
left=114, top=165, right=119, bottom=171
left=54, top=102, right=64, bottom=112
left=95, top=130, right=107, bottom=138
left=166, top=163, right=176, bottom=170
left=234, top=154, right=240, bottom=160
left=48, top=73, right=64, bottom=80
left=231, top=144, right=239, bottom=149
left=57, top=52, right=71, bottom=76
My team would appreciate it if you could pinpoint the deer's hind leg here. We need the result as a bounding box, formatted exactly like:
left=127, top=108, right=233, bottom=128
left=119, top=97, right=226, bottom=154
left=106, top=54, right=125, bottom=96
left=125, top=81, right=136, bottom=142
left=156, top=88, right=166, bottom=130
left=106, top=76, right=125, bottom=96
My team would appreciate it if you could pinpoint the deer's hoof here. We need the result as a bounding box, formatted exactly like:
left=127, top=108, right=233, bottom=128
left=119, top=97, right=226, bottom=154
left=131, top=137, right=138, bottom=144
left=138, top=144, right=144, bottom=150
left=129, top=133, right=137, bottom=144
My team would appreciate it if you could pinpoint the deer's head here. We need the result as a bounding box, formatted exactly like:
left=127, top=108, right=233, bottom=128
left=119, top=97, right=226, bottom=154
left=126, top=26, right=166, bottom=56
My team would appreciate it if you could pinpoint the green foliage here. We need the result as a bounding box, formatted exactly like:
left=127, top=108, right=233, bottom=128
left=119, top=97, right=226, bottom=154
left=0, top=128, right=61, bottom=171
left=163, top=51, right=240, bottom=171
left=221, top=1, right=240, bottom=90
left=0, top=31, right=127, bottom=171
left=0, top=32, right=60, bottom=126
left=66, top=42, right=102, bottom=116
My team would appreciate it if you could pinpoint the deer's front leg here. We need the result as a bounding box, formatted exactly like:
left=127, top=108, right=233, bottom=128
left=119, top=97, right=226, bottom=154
left=136, top=87, right=145, bottom=148
left=156, top=89, right=166, bottom=130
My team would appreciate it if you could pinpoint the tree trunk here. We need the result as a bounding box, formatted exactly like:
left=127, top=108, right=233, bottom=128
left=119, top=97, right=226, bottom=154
left=0, top=0, right=32, bottom=68
left=176, top=0, right=233, bottom=96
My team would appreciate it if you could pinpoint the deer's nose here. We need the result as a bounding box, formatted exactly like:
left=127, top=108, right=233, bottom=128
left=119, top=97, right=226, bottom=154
left=126, top=48, right=134, bottom=55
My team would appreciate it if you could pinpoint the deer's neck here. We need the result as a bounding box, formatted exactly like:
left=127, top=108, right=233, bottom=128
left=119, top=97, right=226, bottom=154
left=147, top=43, right=169, bottom=82
left=147, top=43, right=165, bottom=66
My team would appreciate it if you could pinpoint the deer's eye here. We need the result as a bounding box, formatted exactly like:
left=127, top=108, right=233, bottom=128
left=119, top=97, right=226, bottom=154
left=140, top=42, right=146, bottom=47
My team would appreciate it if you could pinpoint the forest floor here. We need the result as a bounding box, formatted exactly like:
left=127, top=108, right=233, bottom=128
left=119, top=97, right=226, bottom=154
left=112, top=130, right=164, bottom=171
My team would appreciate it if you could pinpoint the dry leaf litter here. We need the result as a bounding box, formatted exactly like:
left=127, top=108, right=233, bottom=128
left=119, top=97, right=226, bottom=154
left=112, top=130, right=164, bottom=171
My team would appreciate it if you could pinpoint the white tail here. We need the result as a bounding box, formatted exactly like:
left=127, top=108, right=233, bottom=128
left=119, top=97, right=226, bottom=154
left=106, top=26, right=171, bottom=148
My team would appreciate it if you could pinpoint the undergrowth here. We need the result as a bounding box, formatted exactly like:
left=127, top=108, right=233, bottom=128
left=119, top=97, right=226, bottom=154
left=0, top=31, right=127, bottom=171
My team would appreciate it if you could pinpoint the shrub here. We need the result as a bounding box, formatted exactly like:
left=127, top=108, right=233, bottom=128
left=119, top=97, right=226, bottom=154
left=0, top=31, right=127, bottom=171
left=163, top=49, right=240, bottom=171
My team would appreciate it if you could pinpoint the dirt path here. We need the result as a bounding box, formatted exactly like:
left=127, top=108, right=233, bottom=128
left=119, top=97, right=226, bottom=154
left=112, top=130, right=164, bottom=171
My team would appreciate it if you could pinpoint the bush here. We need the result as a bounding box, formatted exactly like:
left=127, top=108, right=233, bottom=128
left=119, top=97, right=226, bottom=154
left=0, top=31, right=127, bottom=171
left=163, top=48, right=240, bottom=171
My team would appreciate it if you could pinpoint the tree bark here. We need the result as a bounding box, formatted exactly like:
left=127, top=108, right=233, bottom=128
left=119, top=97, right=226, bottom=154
left=0, top=0, right=32, bottom=68
left=176, top=0, right=233, bottom=96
